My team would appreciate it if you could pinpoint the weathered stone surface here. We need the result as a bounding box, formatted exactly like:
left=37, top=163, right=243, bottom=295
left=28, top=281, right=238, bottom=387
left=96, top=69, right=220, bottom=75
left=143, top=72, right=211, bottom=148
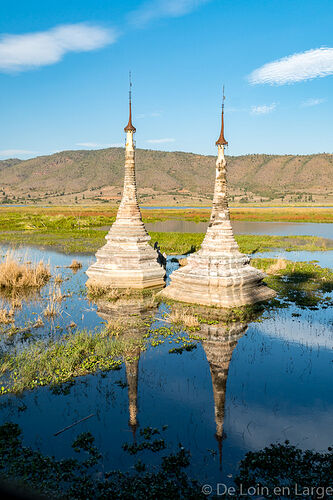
left=86, top=121, right=165, bottom=289
left=162, top=136, right=276, bottom=306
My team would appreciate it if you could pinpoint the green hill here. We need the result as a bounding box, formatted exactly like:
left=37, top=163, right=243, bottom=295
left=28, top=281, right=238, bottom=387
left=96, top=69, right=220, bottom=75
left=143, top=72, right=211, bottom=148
left=0, top=148, right=332, bottom=205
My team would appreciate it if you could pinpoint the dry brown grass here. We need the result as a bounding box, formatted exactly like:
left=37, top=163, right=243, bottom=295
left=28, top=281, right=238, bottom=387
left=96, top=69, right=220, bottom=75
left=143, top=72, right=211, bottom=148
left=54, top=273, right=63, bottom=284
left=0, top=304, right=14, bottom=324
left=68, top=260, right=82, bottom=271
left=266, top=258, right=288, bottom=275
left=0, top=252, right=51, bottom=291
left=43, top=286, right=62, bottom=317
left=33, top=316, right=44, bottom=328
left=167, top=309, right=199, bottom=328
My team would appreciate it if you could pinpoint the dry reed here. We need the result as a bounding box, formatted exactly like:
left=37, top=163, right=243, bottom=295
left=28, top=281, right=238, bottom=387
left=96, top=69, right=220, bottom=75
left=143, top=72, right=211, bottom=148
left=266, top=258, right=288, bottom=275
left=0, top=251, right=51, bottom=291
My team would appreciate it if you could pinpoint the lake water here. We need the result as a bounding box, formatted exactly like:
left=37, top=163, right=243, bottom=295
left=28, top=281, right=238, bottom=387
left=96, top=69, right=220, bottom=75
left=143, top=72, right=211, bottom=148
left=0, top=245, right=332, bottom=493
left=146, top=220, right=333, bottom=239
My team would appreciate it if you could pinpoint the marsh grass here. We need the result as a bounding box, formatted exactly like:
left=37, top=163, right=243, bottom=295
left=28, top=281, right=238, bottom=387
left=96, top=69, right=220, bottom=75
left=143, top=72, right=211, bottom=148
left=265, top=258, right=288, bottom=275
left=149, top=232, right=333, bottom=255
left=0, top=251, right=51, bottom=292
left=167, top=309, right=200, bottom=328
left=0, top=329, right=143, bottom=394
left=43, top=286, right=63, bottom=318
left=0, top=304, right=14, bottom=324
left=68, top=259, right=82, bottom=271
left=252, top=258, right=333, bottom=308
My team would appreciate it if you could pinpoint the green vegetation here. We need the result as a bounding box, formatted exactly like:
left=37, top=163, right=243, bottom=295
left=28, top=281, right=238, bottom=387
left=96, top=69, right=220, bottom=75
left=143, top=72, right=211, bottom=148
left=0, top=318, right=203, bottom=395
left=0, top=422, right=332, bottom=499
left=0, top=330, right=128, bottom=394
left=0, top=422, right=206, bottom=499
left=150, top=232, right=333, bottom=255
left=236, top=442, right=333, bottom=497
left=0, top=208, right=331, bottom=254
left=252, top=258, right=333, bottom=308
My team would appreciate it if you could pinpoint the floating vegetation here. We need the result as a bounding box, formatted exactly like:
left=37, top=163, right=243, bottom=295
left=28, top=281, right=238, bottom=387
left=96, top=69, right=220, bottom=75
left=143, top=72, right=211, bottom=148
left=0, top=329, right=133, bottom=395
left=235, top=441, right=333, bottom=496
left=0, top=251, right=50, bottom=292
left=68, top=259, right=82, bottom=271
left=0, top=423, right=205, bottom=499
left=1, top=422, right=332, bottom=499
left=0, top=304, right=14, bottom=324
left=252, top=258, right=333, bottom=309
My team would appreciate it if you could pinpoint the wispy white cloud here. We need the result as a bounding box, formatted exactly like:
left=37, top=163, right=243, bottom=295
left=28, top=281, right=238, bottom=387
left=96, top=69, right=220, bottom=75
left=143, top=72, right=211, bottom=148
left=251, top=103, right=277, bottom=115
left=248, top=47, right=333, bottom=85
left=301, top=97, right=325, bottom=107
left=146, top=138, right=175, bottom=144
left=76, top=142, right=122, bottom=148
left=0, top=23, right=116, bottom=73
left=0, top=149, right=37, bottom=158
left=128, top=0, right=211, bottom=27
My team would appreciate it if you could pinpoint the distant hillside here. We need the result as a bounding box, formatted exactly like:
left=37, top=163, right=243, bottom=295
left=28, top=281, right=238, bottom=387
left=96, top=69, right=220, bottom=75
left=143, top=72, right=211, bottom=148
left=0, top=158, right=22, bottom=170
left=0, top=148, right=332, bottom=205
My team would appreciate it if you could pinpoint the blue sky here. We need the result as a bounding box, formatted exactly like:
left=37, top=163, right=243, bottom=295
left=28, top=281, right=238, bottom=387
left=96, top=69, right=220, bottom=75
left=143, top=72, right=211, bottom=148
left=0, top=0, right=332, bottom=159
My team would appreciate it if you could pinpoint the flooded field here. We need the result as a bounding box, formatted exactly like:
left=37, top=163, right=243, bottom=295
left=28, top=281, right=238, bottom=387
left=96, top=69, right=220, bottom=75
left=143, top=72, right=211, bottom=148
left=0, top=244, right=332, bottom=494
left=146, top=220, right=333, bottom=239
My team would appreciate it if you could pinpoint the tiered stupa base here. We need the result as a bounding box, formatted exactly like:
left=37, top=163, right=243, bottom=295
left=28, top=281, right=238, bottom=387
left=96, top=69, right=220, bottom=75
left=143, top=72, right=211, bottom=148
left=86, top=220, right=165, bottom=289
left=162, top=251, right=276, bottom=307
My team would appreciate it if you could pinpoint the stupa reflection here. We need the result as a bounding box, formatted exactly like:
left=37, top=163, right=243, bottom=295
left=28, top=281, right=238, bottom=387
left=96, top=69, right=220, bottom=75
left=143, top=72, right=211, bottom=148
left=168, top=303, right=255, bottom=468
left=94, top=294, right=158, bottom=439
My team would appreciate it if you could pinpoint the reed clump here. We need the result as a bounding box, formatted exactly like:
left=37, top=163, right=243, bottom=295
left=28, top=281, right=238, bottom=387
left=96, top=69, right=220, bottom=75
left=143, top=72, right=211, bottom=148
left=266, top=258, right=288, bottom=275
left=0, top=252, right=50, bottom=292
left=167, top=309, right=199, bottom=328
left=0, top=304, right=14, bottom=324
left=43, top=286, right=63, bottom=318
left=68, top=260, right=82, bottom=271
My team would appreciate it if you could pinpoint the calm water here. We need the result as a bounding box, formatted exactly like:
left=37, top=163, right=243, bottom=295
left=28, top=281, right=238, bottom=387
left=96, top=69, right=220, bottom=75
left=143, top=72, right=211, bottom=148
left=0, top=245, right=332, bottom=490
left=146, top=220, right=333, bottom=239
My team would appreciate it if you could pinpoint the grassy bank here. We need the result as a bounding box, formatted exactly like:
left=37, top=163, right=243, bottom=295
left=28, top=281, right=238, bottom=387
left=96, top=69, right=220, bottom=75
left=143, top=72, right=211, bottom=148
left=0, top=229, right=332, bottom=255
left=0, top=205, right=332, bottom=224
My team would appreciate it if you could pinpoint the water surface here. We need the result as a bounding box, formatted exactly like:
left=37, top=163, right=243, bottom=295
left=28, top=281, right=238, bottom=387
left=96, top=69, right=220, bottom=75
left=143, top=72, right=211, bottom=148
left=0, top=245, right=332, bottom=490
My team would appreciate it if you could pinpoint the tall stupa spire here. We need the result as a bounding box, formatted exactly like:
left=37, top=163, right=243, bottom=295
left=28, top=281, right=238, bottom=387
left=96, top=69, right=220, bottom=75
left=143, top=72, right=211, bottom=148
left=86, top=75, right=165, bottom=289
left=124, top=71, right=136, bottom=133
left=162, top=90, right=276, bottom=307
left=216, top=86, right=228, bottom=147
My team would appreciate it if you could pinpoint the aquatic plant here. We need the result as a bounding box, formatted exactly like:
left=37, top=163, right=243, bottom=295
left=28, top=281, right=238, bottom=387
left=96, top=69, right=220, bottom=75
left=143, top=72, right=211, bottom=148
left=0, top=329, right=143, bottom=395
left=43, top=285, right=63, bottom=317
left=0, top=422, right=332, bottom=499
left=236, top=441, right=333, bottom=497
left=0, top=422, right=205, bottom=499
left=252, top=258, right=333, bottom=309
left=68, top=259, right=82, bottom=271
left=0, top=251, right=51, bottom=292
left=0, top=304, right=14, bottom=324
